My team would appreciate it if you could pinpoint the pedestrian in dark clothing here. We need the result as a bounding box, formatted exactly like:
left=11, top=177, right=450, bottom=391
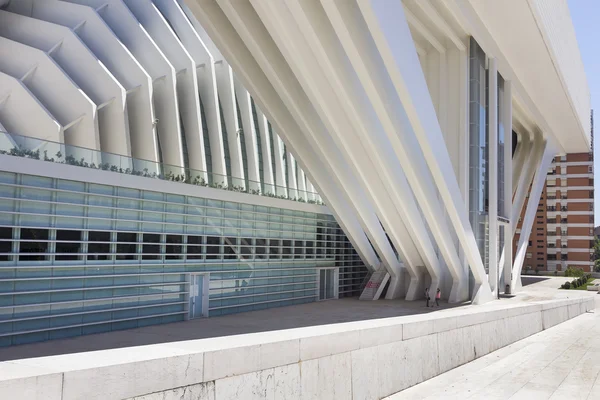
left=425, top=288, right=430, bottom=307
left=435, top=288, right=441, bottom=307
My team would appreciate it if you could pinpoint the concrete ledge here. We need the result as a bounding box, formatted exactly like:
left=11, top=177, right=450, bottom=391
left=0, top=297, right=594, bottom=400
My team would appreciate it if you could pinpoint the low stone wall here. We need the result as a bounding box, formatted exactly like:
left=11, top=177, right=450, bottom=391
left=0, top=297, right=594, bottom=400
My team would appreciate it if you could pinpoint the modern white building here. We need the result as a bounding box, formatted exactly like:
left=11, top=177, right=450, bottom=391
left=0, top=0, right=590, bottom=345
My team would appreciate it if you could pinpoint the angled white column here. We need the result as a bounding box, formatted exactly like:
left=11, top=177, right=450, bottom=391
left=125, top=0, right=208, bottom=178
left=233, top=76, right=261, bottom=192
left=68, top=0, right=182, bottom=169
left=297, top=166, right=308, bottom=201
left=0, top=11, right=130, bottom=164
left=0, top=72, right=63, bottom=144
left=214, top=0, right=412, bottom=293
left=512, top=129, right=531, bottom=195
left=218, top=0, right=408, bottom=289
left=306, top=179, right=316, bottom=202
left=257, top=0, right=441, bottom=299
left=184, top=0, right=381, bottom=271
left=488, top=58, right=498, bottom=294
left=217, top=0, right=407, bottom=284
left=0, top=37, right=99, bottom=156
left=272, top=132, right=287, bottom=197
left=512, top=138, right=555, bottom=290
left=214, top=63, right=245, bottom=187
left=287, top=152, right=298, bottom=200
left=254, top=105, right=276, bottom=195
left=323, top=0, right=470, bottom=302
left=513, top=131, right=540, bottom=235
left=151, top=0, right=227, bottom=183
left=19, top=0, right=158, bottom=167
left=354, top=0, right=493, bottom=303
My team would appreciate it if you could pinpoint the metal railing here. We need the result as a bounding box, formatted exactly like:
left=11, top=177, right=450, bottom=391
left=0, top=132, right=323, bottom=205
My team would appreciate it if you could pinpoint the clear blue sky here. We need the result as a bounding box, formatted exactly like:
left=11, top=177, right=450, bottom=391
left=568, top=0, right=600, bottom=225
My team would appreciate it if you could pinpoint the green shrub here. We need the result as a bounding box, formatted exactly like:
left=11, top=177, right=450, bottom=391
left=565, top=267, right=584, bottom=277
left=572, top=279, right=579, bottom=288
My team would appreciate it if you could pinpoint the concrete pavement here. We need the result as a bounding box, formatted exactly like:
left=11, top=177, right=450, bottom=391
left=387, top=298, right=600, bottom=399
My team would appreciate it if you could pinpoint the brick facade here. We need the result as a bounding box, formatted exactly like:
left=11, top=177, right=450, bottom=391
left=514, top=152, right=594, bottom=272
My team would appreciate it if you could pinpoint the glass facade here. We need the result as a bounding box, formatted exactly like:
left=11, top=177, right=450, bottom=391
left=0, top=171, right=366, bottom=346
left=469, top=37, right=489, bottom=269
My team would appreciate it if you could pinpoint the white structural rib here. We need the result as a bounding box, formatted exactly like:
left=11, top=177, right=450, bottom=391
left=354, top=0, right=493, bottom=303
left=0, top=72, right=63, bottom=145
left=184, top=0, right=382, bottom=272
left=297, top=166, right=308, bottom=201
left=215, top=0, right=404, bottom=288
left=273, top=0, right=443, bottom=299
left=0, top=37, right=99, bottom=156
left=65, top=0, right=181, bottom=170
left=272, top=131, right=287, bottom=197
left=287, top=152, right=298, bottom=200
left=512, top=138, right=555, bottom=290
left=124, top=0, right=208, bottom=178
left=320, top=0, right=468, bottom=302
left=233, top=75, right=261, bottom=192
left=254, top=104, right=275, bottom=195
left=14, top=0, right=148, bottom=162
left=153, top=0, right=230, bottom=184
left=0, top=11, right=130, bottom=164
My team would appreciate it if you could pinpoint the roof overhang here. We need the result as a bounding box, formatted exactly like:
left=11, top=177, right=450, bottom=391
left=467, top=0, right=590, bottom=153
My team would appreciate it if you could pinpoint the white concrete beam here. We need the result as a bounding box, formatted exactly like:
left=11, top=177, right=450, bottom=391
left=413, top=0, right=466, bottom=51
left=254, top=104, right=275, bottom=195
left=512, top=138, right=555, bottom=290
left=151, top=0, right=229, bottom=183
left=0, top=37, right=99, bottom=155
left=356, top=0, right=493, bottom=303
left=278, top=0, right=442, bottom=299
left=0, top=10, right=131, bottom=163
left=233, top=75, right=261, bottom=192
left=324, top=0, right=471, bottom=302
left=124, top=0, right=209, bottom=178
left=68, top=0, right=181, bottom=170
left=218, top=0, right=403, bottom=281
left=287, top=152, right=298, bottom=200
left=0, top=72, right=63, bottom=144
left=183, top=0, right=381, bottom=270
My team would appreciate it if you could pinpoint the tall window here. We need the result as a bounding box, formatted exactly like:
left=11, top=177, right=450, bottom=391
left=469, top=37, right=489, bottom=266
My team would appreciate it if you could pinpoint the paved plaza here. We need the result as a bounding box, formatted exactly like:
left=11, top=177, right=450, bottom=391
left=0, top=276, right=593, bottom=363
left=388, top=296, right=600, bottom=399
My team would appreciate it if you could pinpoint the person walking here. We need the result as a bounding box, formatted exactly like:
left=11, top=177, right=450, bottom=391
left=435, top=288, right=441, bottom=307
left=425, top=288, right=430, bottom=308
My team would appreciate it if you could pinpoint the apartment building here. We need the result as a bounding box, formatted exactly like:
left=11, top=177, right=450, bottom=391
left=515, top=151, right=595, bottom=273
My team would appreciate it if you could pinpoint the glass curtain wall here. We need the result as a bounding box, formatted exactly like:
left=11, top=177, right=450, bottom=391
left=469, top=37, right=489, bottom=272
left=0, top=171, right=367, bottom=346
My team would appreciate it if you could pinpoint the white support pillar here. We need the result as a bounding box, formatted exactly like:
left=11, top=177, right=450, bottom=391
left=255, top=106, right=275, bottom=195
left=503, top=80, right=513, bottom=287
left=513, top=132, right=540, bottom=235
left=488, top=58, right=498, bottom=294
left=233, top=76, right=261, bottom=192
left=215, top=63, right=246, bottom=188
left=273, top=132, right=287, bottom=197
left=306, top=179, right=316, bottom=201
left=297, top=166, right=308, bottom=200
left=287, top=152, right=299, bottom=200
left=512, top=130, right=531, bottom=195
left=512, top=137, right=555, bottom=290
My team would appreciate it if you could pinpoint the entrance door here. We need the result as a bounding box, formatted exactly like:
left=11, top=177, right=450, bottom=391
left=318, top=268, right=336, bottom=300
left=189, top=274, right=207, bottom=319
